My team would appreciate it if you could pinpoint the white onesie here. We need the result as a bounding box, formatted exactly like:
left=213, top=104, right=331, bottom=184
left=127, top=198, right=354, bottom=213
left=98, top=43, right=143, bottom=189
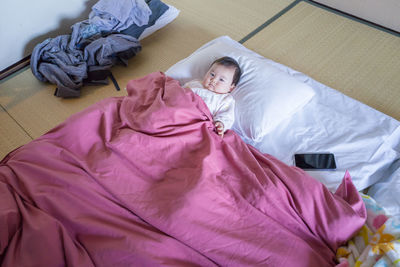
left=184, top=79, right=235, bottom=130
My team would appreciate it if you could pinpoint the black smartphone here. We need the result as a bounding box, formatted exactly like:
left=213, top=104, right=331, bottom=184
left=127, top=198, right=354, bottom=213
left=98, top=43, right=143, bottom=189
left=294, top=153, right=336, bottom=170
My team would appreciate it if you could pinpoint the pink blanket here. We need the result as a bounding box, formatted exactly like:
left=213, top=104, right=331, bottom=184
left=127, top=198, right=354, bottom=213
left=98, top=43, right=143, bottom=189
left=0, top=72, right=366, bottom=266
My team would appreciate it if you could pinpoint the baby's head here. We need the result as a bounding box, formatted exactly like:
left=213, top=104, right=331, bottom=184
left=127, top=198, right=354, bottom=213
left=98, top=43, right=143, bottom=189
left=202, top=57, right=241, bottom=94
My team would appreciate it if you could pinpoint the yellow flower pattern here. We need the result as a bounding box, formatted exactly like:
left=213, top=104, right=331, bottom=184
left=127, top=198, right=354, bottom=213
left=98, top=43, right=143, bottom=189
left=369, top=224, right=395, bottom=255
left=336, top=193, right=400, bottom=266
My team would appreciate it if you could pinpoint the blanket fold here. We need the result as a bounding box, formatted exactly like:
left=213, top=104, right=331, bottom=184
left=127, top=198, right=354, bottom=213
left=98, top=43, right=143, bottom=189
left=0, top=72, right=365, bottom=266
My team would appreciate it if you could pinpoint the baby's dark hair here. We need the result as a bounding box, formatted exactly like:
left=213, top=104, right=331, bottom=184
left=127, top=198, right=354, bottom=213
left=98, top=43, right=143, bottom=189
left=211, top=56, right=241, bottom=86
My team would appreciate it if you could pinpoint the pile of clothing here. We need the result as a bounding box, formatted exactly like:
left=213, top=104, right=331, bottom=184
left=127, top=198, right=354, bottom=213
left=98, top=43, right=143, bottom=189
left=31, top=0, right=169, bottom=97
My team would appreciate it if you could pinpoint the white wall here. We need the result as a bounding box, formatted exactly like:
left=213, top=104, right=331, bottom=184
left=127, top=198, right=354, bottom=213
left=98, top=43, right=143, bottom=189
left=0, top=0, right=97, bottom=71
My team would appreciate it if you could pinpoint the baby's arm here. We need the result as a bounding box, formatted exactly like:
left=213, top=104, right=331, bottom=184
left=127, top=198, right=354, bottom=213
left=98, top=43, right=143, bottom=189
left=214, top=97, right=235, bottom=137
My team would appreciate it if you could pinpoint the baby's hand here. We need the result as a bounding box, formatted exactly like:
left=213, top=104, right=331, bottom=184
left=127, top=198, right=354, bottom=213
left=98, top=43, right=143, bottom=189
left=214, top=121, right=225, bottom=138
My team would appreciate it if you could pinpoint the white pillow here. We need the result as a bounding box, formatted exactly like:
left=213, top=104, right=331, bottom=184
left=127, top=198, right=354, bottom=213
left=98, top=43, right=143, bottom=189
left=139, top=5, right=180, bottom=40
left=166, top=36, right=315, bottom=142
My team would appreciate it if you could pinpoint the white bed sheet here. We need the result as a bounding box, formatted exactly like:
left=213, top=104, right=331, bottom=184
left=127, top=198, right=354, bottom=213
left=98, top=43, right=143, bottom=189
left=368, top=159, right=400, bottom=217
left=166, top=36, right=400, bottom=192
left=252, top=68, right=400, bottom=191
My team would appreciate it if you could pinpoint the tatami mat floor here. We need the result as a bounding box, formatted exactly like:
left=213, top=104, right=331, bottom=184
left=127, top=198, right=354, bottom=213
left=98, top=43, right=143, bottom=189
left=0, top=0, right=399, bottom=159
left=245, top=1, right=400, bottom=121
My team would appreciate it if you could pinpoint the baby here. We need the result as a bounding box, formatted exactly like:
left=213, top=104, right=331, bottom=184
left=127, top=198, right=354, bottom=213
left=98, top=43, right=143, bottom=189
left=184, top=56, right=241, bottom=138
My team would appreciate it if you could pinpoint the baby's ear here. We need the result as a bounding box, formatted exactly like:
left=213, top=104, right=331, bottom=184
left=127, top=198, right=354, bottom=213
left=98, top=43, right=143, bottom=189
left=229, top=84, right=236, bottom=92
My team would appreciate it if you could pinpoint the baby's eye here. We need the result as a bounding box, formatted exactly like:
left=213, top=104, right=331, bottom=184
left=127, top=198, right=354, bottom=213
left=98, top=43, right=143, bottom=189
left=210, top=72, right=215, bottom=77
left=220, top=78, right=225, bottom=82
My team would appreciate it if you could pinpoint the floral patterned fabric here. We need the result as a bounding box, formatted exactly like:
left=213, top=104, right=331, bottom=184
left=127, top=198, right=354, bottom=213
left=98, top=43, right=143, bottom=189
left=336, top=194, right=400, bottom=267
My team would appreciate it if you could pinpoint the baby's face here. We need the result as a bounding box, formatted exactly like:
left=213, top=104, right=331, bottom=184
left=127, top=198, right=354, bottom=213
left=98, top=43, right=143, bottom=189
left=202, top=63, right=236, bottom=94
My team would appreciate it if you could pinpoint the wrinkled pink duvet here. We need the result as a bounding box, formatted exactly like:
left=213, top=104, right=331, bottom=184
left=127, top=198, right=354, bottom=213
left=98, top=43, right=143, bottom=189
left=0, top=72, right=366, bottom=266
